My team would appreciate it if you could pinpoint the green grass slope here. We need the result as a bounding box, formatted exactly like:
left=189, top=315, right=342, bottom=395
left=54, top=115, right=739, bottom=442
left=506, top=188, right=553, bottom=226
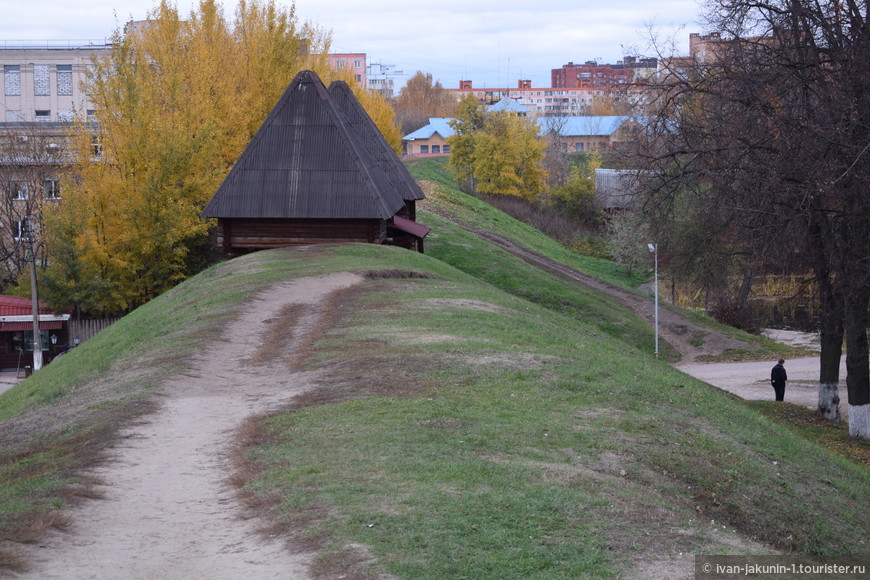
left=0, top=166, right=867, bottom=577
left=231, top=245, right=870, bottom=578
left=406, top=157, right=644, bottom=289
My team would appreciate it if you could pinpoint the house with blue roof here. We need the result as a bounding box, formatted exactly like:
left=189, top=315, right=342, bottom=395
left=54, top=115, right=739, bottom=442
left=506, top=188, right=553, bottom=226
left=402, top=100, right=633, bottom=156
left=487, top=98, right=528, bottom=115
left=403, top=118, right=454, bottom=157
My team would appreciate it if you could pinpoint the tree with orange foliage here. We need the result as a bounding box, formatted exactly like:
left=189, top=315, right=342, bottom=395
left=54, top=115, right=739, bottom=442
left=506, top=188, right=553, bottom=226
left=394, top=71, right=457, bottom=136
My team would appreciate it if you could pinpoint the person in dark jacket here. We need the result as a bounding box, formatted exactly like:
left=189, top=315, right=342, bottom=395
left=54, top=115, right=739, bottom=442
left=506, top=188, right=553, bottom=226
left=771, top=359, right=787, bottom=401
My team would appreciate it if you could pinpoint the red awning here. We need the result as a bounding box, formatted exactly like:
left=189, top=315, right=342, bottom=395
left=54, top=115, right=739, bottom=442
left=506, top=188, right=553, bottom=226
left=390, top=215, right=431, bottom=239
left=0, top=321, right=64, bottom=331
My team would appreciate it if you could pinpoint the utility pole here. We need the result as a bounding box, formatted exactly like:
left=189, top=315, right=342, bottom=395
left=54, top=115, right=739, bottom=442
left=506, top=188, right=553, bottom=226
left=647, top=243, right=659, bottom=358
left=27, top=218, right=43, bottom=371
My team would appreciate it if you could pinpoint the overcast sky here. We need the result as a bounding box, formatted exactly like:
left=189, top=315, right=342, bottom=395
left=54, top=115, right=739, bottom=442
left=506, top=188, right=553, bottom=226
left=3, top=0, right=704, bottom=89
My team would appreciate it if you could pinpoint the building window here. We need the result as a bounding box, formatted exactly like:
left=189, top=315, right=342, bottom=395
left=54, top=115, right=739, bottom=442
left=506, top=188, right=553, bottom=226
left=443, top=144, right=451, bottom=153
left=92, top=135, right=103, bottom=157
left=15, top=330, right=50, bottom=352
left=57, top=110, right=73, bottom=122
left=12, top=218, right=32, bottom=241
left=35, top=110, right=51, bottom=122
left=576, top=143, right=584, bottom=152
left=4, top=65, right=20, bottom=96
left=57, top=64, right=73, bottom=95
left=5, top=110, right=22, bottom=122
left=336, top=60, right=346, bottom=69
left=8, top=182, right=28, bottom=201
left=34, top=65, right=50, bottom=96
left=354, top=60, right=361, bottom=68
left=420, top=145, right=429, bottom=154
left=44, top=180, right=61, bottom=199
left=432, top=145, right=440, bottom=154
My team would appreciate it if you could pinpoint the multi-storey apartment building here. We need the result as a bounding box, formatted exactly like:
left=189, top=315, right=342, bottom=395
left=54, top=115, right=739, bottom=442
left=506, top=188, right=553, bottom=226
left=1, top=40, right=110, bottom=123
left=366, top=61, right=404, bottom=99
left=446, top=79, right=644, bottom=116
left=658, top=33, right=734, bottom=82
left=550, top=57, right=658, bottom=90
left=328, top=53, right=367, bottom=87
left=0, top=41, right=108, bottom=292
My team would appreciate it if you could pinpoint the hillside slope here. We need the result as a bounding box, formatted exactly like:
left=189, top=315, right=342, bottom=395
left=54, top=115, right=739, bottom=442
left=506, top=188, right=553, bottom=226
left=0, top=174, right=867, bottom=578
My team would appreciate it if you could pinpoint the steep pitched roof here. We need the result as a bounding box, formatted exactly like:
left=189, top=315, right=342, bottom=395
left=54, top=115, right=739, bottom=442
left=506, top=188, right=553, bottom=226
left=328, top=81, right=424, bottom=201
left=201, top=70, right=405, bottom=220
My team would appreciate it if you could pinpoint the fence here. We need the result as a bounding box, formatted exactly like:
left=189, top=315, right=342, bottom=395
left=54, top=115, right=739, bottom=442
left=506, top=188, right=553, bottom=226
left=68, top=318, right=120, bottom=345
left=594, top=169, right=641, bottom=210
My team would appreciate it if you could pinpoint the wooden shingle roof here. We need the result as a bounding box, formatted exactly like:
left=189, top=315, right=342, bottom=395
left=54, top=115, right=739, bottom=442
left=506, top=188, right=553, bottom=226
left=201, top=70, right=405, bottom=220
left=328, top=80, right=425, bottom=202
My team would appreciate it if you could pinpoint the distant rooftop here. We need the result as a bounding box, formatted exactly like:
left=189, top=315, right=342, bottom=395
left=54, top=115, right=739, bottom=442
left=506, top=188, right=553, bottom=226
left=0, top=40, right=113, bottom=50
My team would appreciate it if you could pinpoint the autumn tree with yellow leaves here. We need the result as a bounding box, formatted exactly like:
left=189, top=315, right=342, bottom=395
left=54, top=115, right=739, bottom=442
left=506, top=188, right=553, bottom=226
left=447, top=95, right=546, bottom=201
left=40, top=0, right=400, bottom=315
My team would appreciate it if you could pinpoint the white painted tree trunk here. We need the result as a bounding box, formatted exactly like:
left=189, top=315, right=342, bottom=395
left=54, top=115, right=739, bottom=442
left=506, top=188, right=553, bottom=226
left=848, top=404, right=870, bottom=439
left=817, top=382, right=840, bottom=422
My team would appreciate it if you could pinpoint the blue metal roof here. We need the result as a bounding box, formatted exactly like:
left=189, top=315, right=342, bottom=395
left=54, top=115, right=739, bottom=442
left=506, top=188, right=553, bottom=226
left=402, top=109, right=631, bottom=141
left=402, top=118, right=454, bottom=141
left=535, top=116, right=631, bottom=137
left=487, top=98, right=527, bottom=114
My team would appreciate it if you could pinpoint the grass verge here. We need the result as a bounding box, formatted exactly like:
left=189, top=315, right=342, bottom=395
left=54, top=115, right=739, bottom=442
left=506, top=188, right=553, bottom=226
left=226, top=244, right=870, bottom=579
left=747, top=401, right=870, bottom=468
left=0, top=166, right=861, bottom=577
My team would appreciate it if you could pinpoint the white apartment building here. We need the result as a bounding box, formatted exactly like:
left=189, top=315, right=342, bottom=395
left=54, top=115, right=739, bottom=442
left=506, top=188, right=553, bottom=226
left=0, top=41, right=109, bottom=280
left=1, top=41, right=110, bottom=124
left=367, top=62, right=404, bottom=99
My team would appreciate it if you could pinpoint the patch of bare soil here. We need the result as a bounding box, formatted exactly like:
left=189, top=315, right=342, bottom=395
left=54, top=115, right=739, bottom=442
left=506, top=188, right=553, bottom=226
left=9, top=272, right=364, bottom=580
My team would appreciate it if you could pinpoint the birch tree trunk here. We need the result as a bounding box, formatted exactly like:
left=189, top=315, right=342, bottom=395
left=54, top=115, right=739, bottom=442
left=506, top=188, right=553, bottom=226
left=813, top=222, right=843, bottom=422
left=845, top=295, right=870, bottom=438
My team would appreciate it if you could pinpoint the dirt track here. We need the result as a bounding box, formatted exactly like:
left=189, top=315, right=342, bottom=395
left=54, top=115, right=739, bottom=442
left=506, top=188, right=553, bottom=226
left=12, top=272, right=364, bottom=580
left=477, top=232, right=749, bottom=363
left=478, top=232, right=845, bottom=414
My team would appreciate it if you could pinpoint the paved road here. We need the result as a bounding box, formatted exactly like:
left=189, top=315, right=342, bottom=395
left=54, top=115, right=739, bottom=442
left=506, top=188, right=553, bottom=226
left=0, top=371, right=22, bottom=396
left=677, top=355, right=848, bottom=417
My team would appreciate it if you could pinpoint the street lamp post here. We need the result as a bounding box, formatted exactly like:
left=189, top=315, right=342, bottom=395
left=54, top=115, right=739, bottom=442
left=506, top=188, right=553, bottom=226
left=27, top=223, right=43, bottom=371
left=647, top=243, right=659, bottom=358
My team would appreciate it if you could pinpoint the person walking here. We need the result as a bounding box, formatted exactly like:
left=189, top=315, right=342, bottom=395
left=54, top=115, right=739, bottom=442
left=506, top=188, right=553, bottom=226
left=771, top=359, right=787, bottom=401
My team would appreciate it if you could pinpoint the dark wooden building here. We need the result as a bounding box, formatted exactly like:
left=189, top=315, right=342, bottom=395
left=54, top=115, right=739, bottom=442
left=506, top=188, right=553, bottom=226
left=201, top=70, right=430, bottom=253
left=328, top=80, right=430, bottom=251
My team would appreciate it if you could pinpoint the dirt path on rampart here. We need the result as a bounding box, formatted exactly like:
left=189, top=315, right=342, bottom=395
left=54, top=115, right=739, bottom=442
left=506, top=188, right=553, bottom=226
left=6, top=232, right=838, bottom=579
left=477, top=231, right=749, bottom=363
left=12, top=272, right=364, bottom=580
left=476, top=232, right=845, bottom=415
